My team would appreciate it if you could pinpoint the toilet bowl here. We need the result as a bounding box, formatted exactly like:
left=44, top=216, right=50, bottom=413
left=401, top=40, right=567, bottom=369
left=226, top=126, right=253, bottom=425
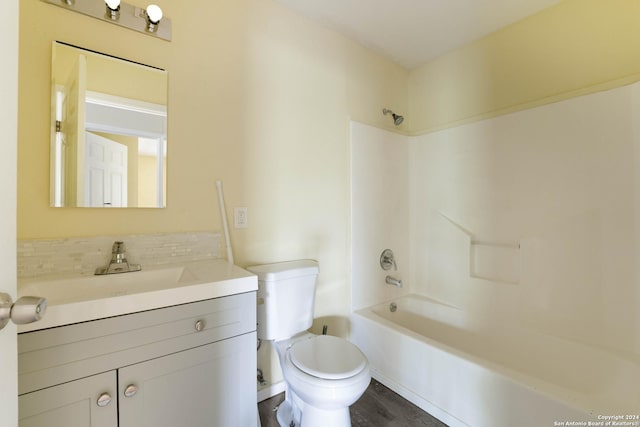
left=248, top=261, right=370, bottom=427
left=275, top=333, right=370, bottom=426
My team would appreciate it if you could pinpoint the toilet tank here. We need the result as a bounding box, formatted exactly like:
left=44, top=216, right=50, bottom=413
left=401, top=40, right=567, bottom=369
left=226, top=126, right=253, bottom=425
left=247, top=260, right=319, bottom=341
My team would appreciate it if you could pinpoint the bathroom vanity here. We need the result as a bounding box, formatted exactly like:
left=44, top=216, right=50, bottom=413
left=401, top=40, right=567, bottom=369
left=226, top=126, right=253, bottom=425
left=17, top=260, right=257, bottom=427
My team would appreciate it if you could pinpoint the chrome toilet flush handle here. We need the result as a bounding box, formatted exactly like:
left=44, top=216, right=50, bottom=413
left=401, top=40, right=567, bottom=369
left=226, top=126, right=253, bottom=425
left=380, top=249, right=397, bottom=271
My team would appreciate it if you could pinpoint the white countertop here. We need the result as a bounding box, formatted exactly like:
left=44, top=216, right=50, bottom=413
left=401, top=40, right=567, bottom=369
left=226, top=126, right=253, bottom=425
left=18, top=259, right=257, bottom=333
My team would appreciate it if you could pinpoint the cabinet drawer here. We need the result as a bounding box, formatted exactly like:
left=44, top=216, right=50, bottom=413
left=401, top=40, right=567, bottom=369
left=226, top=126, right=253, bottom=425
left=18, top=292, right=256, bottom=395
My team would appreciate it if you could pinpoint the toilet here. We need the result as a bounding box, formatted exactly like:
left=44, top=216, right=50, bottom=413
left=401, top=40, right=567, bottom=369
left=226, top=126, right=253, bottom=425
left=248, top=260, right=370, bottom=427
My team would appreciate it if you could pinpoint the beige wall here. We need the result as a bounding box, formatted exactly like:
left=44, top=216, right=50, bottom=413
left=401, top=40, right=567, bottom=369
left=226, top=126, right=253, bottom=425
left=18, top=0, right=407, bottom=386
left=137, top=154, right=165, bottom=207
left=18, top=0, right=406, bottom=247
left=408, top=0, right=640, bottom=134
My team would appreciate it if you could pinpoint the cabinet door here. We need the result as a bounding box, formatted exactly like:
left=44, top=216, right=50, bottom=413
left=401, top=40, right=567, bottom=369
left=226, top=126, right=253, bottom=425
left=19, top=371, right=117, bottom=427
left=119, top=332, right=257, bottom=427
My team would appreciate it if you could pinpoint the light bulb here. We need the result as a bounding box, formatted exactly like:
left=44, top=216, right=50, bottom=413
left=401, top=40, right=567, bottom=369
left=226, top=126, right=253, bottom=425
left=105, top=0, right=120, bottom=11
left=146, top=4, right=163, bottom=24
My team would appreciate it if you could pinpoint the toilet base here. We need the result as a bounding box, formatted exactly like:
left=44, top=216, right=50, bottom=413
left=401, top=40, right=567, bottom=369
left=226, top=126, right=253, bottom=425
left=299, top=405, right=351, bottom=427
left=276, top=391, right=352, bottom=427
left=276, top=399, right=296, bottom=427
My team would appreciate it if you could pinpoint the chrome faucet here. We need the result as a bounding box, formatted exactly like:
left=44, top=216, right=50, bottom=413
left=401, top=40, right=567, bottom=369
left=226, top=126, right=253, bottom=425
left=385, top=275, right=403, bottom=288
left=95, top=241, right=142, bottom=275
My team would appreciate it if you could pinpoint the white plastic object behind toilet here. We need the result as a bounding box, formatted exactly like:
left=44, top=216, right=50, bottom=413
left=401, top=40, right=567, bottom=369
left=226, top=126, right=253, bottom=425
left=248, top=260, right=370, bottom=427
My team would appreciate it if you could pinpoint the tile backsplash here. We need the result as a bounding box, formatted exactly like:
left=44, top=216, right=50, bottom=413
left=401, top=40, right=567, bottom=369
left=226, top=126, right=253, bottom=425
left=18, top=232, right=222, bottom=279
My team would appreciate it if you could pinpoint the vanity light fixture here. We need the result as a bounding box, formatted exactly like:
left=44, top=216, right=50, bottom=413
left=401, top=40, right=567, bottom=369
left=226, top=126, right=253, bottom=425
left=105, top=0, right=120, bottom=20
left=41, top=0, right=172, bottom=41
left=144, top=4, right=163, bottom=32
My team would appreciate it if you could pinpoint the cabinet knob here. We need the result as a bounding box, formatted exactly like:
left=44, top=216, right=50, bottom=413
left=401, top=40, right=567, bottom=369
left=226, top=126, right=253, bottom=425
left=124, top=384, right=138, bottom=398
left=97, top=392, right=112, bottom=407
left=194, top=319, right=206, bottom=332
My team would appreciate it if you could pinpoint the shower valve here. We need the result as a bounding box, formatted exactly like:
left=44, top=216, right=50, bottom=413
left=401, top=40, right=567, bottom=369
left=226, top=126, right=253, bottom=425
left=380, top=249, right=397, bottom=271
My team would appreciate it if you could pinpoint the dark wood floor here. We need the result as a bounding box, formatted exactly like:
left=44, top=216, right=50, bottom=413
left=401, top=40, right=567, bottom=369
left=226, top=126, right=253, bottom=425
left=258, top=379, right=448, bottom=427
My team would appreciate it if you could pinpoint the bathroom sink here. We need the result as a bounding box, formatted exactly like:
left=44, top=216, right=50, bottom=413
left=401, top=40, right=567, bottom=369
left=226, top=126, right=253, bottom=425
left=20, top=266, right=192, bottom=305
left=17, top=259, right=257, bottom=332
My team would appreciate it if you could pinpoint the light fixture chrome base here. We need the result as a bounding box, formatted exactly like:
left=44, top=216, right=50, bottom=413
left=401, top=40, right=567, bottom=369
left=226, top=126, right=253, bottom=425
left=106, top=6, right=120, bottom=21
left=42, top=0, right=172, bottom=41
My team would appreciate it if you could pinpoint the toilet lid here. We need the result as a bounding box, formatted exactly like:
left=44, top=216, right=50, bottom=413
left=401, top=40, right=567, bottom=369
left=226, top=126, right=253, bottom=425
left=289, top=335, right=366, bottom=380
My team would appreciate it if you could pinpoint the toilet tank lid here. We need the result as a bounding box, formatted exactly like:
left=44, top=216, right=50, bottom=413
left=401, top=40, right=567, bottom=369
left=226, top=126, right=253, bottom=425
left=247, top=260, right=319, bottom=281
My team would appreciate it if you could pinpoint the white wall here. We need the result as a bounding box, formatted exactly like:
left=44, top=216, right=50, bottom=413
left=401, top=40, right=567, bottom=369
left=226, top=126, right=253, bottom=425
left=350, top=122, right=410, bottom=310
left=410, top=82, right=640, bottom=355
left=0, top=1, right=18, bottom=424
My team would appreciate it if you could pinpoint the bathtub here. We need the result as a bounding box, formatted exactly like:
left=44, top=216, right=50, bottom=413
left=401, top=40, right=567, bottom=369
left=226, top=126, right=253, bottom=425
left=351, top=294, right=640, bottom=427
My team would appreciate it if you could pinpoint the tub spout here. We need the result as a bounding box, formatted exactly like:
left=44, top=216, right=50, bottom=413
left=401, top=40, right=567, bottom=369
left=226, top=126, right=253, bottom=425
left=385, top=275, right=402, bottom=288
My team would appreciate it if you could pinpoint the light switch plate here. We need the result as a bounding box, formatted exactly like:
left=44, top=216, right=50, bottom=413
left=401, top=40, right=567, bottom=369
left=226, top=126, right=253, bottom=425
left=234, top=207, right=248, bottom=228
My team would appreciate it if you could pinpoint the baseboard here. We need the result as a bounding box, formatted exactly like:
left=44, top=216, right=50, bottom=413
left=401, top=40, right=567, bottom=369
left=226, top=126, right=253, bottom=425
left=257, top=381, right=286, bottom=402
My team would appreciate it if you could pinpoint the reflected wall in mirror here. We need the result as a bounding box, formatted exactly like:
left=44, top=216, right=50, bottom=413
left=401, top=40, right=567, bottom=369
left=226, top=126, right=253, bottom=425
left=50, top=42, right=168, bottom=208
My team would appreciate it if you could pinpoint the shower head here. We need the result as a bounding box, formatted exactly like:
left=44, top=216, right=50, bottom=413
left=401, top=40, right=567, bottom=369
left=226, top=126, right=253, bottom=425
left=383, top=108, right=404, bottom=126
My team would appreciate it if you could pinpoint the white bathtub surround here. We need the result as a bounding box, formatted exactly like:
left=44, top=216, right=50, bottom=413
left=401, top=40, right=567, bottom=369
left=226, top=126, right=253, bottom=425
left=350, top=122, right=410, bottom=310
left=409, top=83, right=640, bottom=355
left=350, top=81, right=640, bottom=424
left=18, top=231, right=222, bottom=279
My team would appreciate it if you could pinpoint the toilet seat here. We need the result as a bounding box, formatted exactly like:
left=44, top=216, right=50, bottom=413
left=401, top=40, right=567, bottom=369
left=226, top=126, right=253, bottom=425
left=289, top=335, right=367, bottom=380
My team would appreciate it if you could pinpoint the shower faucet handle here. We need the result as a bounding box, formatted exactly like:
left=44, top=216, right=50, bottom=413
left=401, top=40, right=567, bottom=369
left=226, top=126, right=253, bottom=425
left=380, top=249, right=397, bottom=271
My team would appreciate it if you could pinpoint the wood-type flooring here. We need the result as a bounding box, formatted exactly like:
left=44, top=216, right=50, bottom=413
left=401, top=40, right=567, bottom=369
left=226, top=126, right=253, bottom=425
left=258, top=379, right=448, bottom=427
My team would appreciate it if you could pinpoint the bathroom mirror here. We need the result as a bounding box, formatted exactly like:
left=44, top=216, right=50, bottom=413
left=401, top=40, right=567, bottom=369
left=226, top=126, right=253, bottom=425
left=50, top=42, right=167, bottom=208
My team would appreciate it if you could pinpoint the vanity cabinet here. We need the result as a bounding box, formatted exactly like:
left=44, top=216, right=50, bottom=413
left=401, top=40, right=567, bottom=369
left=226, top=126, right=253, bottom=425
left=18, top=371, right=117, bottom=427
left=18, top=292, right=257, bottom=427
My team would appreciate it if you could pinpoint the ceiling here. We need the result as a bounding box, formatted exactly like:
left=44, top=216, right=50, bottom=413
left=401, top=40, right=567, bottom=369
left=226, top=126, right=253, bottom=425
left=274, top=0, right=560, bottom=69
